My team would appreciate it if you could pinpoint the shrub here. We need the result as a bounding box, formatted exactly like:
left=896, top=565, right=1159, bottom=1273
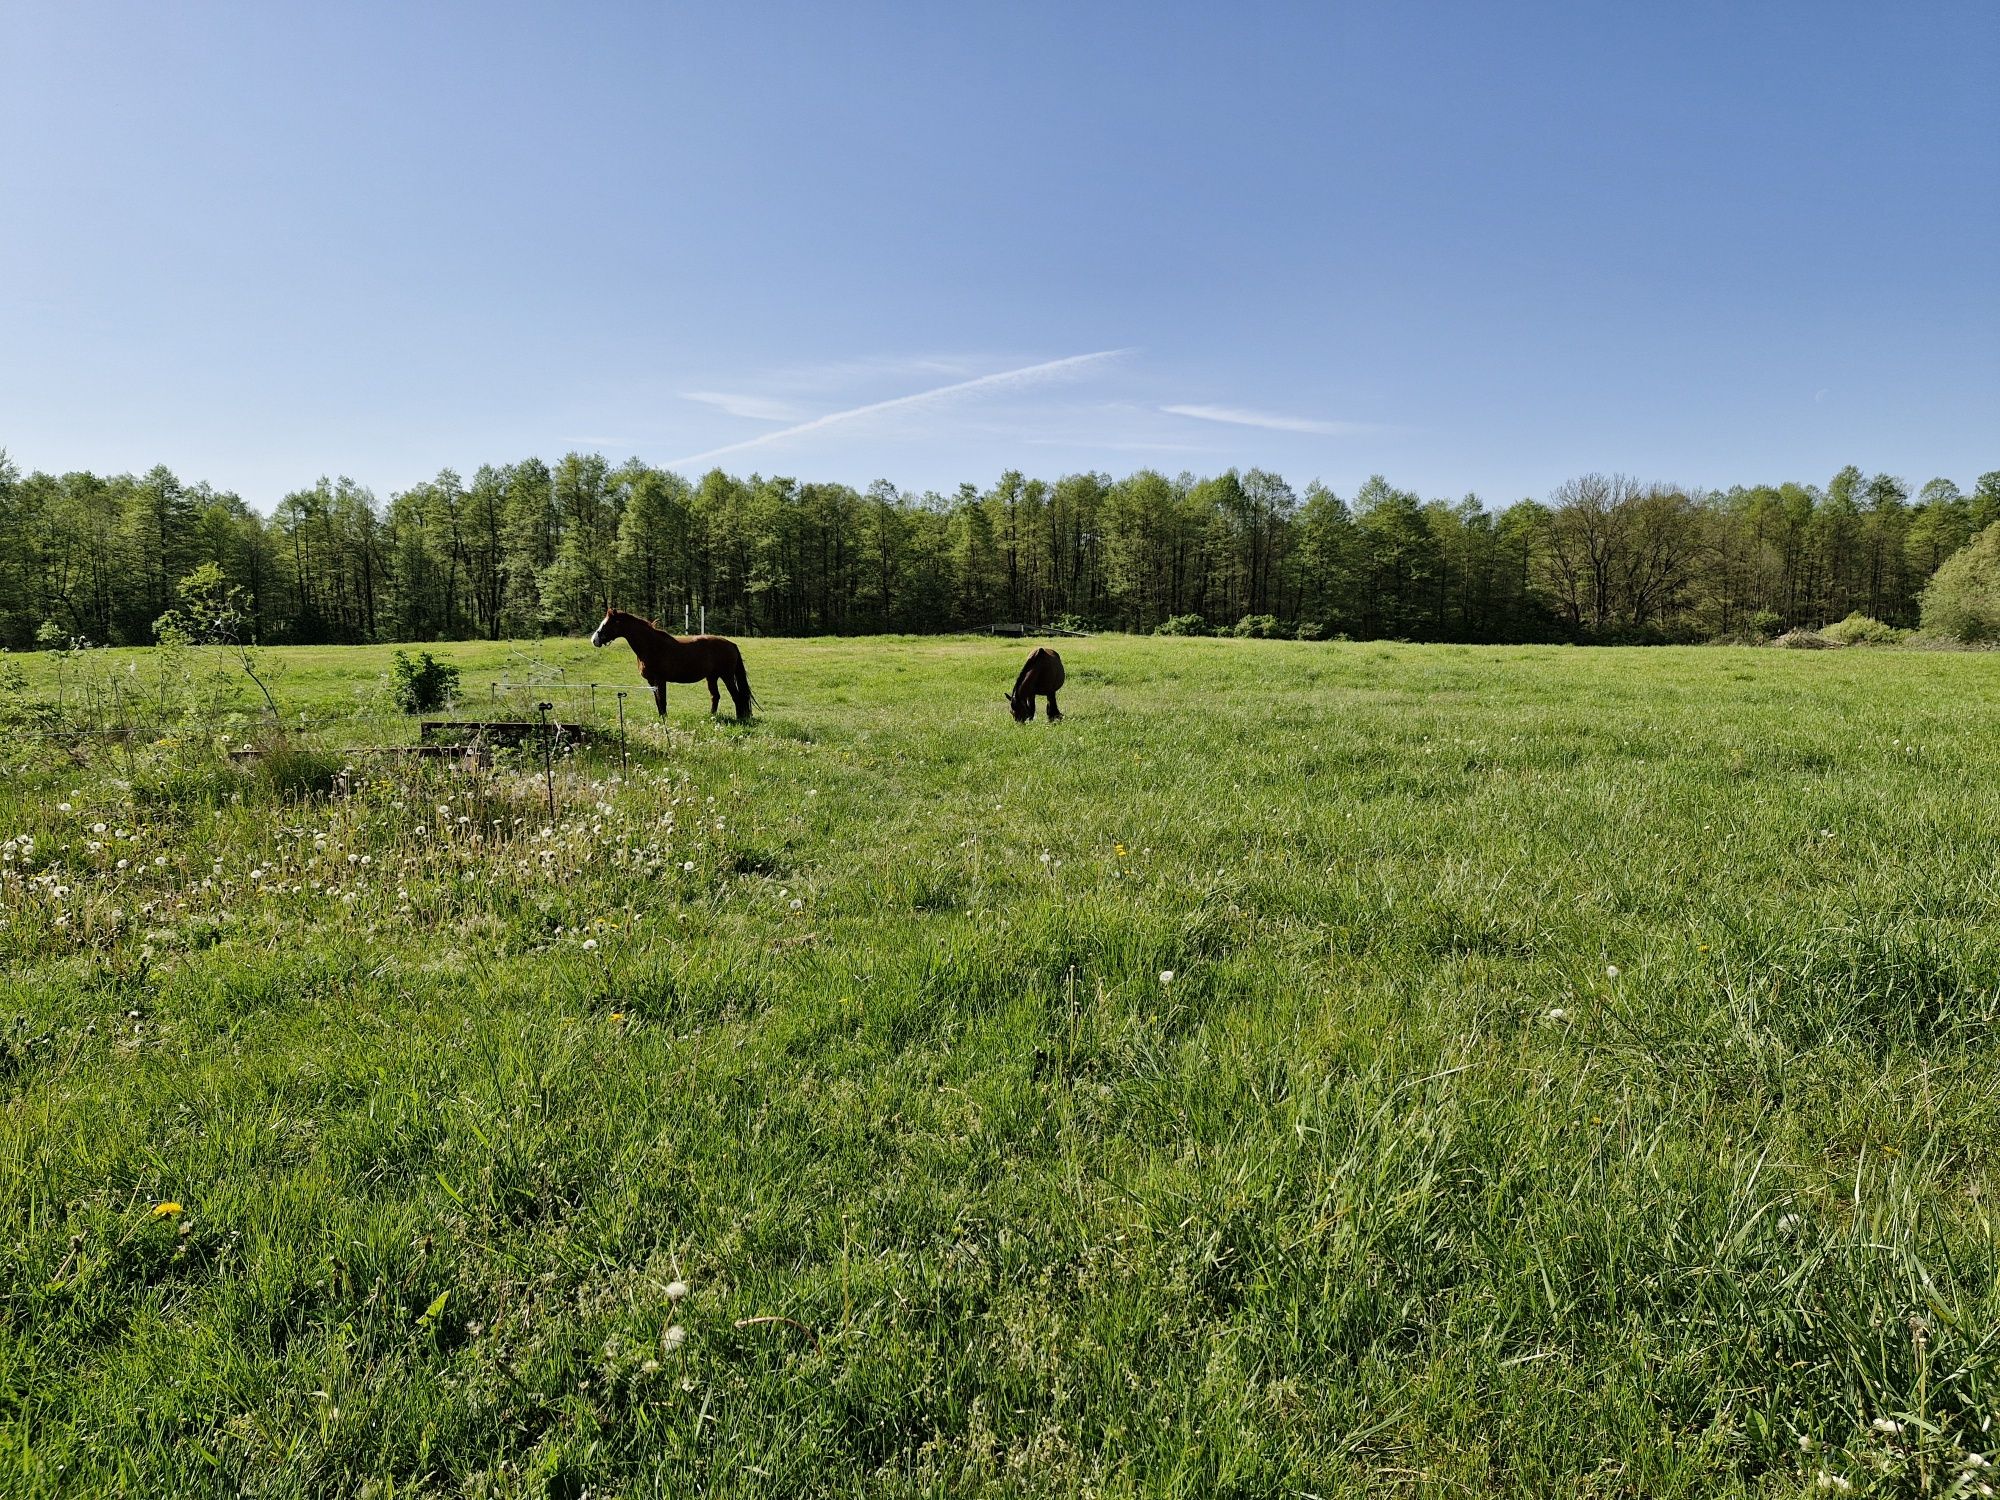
left=1295, top=622, right=1327, bottom=641
left=1232, top=614, right=1285, bottom=639
left=1749, top=609, right=1782, bottom=639
left=1919, top=522, right=2000, bottom=644
left=389, top=650, right=460, bottom=713
left=1773, top=629, right=1839, bottom=650
left=1820, top=612, right=1907, bottom=646
left=1155, top=614, right=1210, bottom=637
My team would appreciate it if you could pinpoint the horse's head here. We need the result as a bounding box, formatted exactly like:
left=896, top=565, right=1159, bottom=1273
left=590, top=607, right=623, bottom=648
left=1005, top=686, right=1033, bottom=722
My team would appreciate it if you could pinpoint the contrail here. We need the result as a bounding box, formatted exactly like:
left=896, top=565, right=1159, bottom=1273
left=667, top=349, right=1128, bottom=469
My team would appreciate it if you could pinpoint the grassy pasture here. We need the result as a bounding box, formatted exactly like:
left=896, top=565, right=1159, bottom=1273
left=5, top=635, right=2000, bottom=1497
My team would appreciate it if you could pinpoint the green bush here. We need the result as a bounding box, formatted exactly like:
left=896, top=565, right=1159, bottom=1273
left=1295, top=622, right=1328, bottom=641
left=389, top=650, right=461, bottom=713
left=1232, top=614, right=1285, bottom=639
left=1155, top=614, right=1210, bottom=637
left=1820, top=612, right=1907, bottom=646
left=1920, top=523, right=2000, bottom=644
left=1749, top=609, right=1782, bottom=639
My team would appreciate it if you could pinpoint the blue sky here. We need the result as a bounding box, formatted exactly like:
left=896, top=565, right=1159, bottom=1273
left=3, top=1, right=1995, bottom=509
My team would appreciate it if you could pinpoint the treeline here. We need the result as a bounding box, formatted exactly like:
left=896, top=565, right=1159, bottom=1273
left=1, top=449, right=1994, bottom=649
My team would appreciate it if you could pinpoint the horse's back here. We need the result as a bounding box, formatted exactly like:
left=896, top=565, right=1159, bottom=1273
left=1020, top=646, right=1063, bottom=692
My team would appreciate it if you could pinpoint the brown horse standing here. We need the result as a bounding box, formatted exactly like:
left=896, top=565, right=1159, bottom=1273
left=1007, top=646, right=1065, bottom=722
left=591, top=608, right=756, bottom=720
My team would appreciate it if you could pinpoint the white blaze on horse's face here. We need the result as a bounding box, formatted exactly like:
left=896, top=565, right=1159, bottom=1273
left=590, top=612, right=611, bottom=648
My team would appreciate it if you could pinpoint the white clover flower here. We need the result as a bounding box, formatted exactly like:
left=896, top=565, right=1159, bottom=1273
left=92, top=822, right=107, bottom=834
left=1159, top=970, right=1175, bottom=984
left=1605, top=964, right=1621, bottom=979
left=1816, top=1473, right=1851, bottom=1492
left=1872, top=1418, right=1904, bottom=1435
left=57, top=802, right=72, bottom=813
left=665, top=1280, right=689, bottom=1302
left=660, top=1324, right=687, bottom=1352
left=1546, top=1008, right=1569, bottom=1022
left=582, top=937, right=598, bottom=952
left=116, top=859, right=129, bottom=870
left=789, top=898, right=803, bottom=910
left=682, top=860, right=696, bottom=872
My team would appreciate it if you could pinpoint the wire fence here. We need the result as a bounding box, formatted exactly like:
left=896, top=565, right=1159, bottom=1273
left=1, top=680, right=647, bottom=760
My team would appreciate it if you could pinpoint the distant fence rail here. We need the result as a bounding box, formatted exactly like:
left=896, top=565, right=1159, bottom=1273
left=987, top=623, right=1088, bottom=638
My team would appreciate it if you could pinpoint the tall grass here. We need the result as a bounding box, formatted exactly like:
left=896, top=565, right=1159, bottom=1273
left=4, top=637, right=2000, bottom=1495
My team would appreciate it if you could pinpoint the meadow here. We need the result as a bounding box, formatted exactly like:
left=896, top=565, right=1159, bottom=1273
left=4, top=633, right=2000, bottom=1497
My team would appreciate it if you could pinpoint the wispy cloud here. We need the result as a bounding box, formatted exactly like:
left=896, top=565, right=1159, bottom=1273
left=1162, top=403, right=1377, bottom=436
left=680, top=390, right=807, bottom=423
left=667, top=350, right=1129, bottom=469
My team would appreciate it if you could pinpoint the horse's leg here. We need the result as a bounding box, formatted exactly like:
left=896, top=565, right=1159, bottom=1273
left=707, top=676, right=721, bottom=714
left=1046, top=691, right=1061, bottom=722
left=653, top=683, right=666, bottom=718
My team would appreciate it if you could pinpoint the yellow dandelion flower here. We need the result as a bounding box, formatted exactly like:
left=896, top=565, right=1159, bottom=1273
left=152, top=1202, right=183, bottom=1218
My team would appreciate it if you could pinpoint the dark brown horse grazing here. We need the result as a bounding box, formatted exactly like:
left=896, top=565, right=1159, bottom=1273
left=1007, top=646, right=1064, bottom=722
left=591, top=608, right=756, bottom=720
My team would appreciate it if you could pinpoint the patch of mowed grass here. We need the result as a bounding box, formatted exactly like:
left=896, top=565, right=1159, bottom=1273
left=6, top=637, right=2000, bottom=1495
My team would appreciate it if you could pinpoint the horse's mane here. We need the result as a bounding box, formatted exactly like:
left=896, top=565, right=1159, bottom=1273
left=1010, top=651, right=1042, bottom=699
